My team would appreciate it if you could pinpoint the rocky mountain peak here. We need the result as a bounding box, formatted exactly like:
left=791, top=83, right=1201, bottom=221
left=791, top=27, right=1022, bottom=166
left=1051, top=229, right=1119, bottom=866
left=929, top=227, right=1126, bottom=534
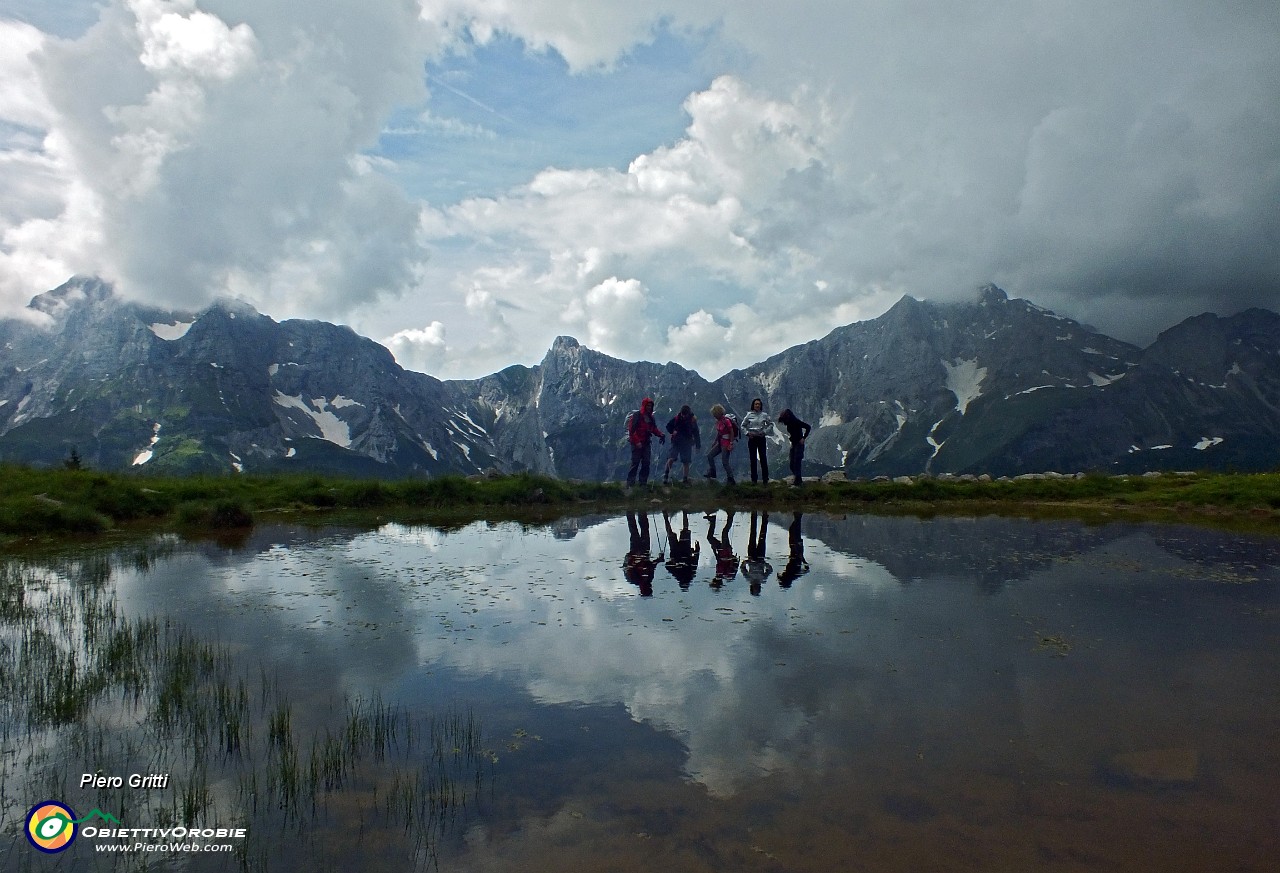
left=205, top=296, right=268, bottom=321
left=2, top=276, right=1277, bottom=478
left=27, top=275, right=115, bottom=319
left=976, top=283, right=1009, bottom=305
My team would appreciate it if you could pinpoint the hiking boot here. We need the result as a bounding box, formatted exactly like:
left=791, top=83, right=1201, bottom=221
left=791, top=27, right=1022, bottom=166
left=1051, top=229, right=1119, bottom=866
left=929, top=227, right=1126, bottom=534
left=703, top=471, right=716, bottom=480
left=727, top=477, right=737, bottom=485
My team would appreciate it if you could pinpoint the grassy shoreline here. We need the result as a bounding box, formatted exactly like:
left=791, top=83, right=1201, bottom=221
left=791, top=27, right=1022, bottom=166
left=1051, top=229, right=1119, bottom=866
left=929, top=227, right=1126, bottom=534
left=3, top=464, right=1279, bottom=544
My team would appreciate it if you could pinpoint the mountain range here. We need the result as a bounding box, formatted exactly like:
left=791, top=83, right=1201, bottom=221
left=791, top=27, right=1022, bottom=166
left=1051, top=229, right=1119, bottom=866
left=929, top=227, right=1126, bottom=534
left=1, top=277, right=1275, bottom=479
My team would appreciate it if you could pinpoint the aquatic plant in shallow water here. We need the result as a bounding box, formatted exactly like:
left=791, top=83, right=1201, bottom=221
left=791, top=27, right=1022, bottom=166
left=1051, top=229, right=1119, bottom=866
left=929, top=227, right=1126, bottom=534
left=0, top=553, right=491, bottom=872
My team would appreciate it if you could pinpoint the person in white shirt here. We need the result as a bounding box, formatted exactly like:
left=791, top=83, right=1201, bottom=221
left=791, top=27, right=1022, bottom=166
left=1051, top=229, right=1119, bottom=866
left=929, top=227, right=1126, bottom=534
left=739, top=397, right=775, bottom=484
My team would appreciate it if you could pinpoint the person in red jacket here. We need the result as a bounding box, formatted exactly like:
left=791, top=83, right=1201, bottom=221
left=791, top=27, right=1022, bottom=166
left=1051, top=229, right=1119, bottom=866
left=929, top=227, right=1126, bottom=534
left=703, top=404, right=737, bottom=485
left=705, top=509, right=738, bottom=590
left=626, top=397, right=665, bottom=487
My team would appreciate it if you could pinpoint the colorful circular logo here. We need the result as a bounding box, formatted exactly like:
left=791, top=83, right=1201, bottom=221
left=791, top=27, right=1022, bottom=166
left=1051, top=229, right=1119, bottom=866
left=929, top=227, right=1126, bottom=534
left=26, top=801, right=77, bottom=853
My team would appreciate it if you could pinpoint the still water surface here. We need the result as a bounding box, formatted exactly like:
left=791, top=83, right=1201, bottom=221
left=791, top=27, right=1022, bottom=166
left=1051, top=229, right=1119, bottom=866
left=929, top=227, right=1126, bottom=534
left=3, top=510, right=1279, bottom=871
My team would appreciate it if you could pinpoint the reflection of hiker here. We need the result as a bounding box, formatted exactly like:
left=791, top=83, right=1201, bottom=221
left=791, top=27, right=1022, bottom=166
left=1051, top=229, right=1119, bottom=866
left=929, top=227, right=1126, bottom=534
left=778, top=512, right=810, bottom=588
left=626, top=397, right=665, bottom=487
left=662, top=405, right=702, bottom=485
left=705, top=510, right=738, bottom=590
left=740, top=398, right=775, bottom=484
left=776, top=408, right=812, bottom=486
left=662, top=509, right=701, bottom=590
left=624, top=511, right=662, bottom=596
left=740, top=510, right=773, bottom=596
left=703, top=404, right=737, bottom=484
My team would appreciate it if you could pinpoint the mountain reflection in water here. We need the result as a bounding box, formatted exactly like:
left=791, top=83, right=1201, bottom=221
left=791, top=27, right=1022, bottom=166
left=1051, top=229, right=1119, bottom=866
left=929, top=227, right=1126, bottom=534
left=2, top=512, right=1277, bottom=872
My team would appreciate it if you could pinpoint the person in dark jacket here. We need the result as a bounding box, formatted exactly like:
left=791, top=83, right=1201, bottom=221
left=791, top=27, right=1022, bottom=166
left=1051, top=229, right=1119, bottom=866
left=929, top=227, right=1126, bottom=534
left=626, top=397, right=665, bottom=487
left=662, top=509, right=700, bottom=590
left=776, top=408, right=811, bottom=486
left=778, top=512, right=809, bottom=588
left=662, top=405, right=701, bottom=485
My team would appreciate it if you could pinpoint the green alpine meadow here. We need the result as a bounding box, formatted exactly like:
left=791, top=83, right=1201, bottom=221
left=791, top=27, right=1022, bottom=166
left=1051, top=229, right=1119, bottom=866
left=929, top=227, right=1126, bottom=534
left=4, top=464, right=1280, bottom=544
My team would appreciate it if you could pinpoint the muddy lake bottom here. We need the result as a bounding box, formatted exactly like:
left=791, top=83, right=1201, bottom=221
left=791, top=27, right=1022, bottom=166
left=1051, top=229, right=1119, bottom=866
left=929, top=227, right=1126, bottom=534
left=2, top=510, right=1278, bottom=871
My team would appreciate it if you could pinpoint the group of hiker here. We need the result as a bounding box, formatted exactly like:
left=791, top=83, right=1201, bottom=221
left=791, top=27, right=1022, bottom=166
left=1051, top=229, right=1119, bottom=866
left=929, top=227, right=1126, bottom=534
left=624, top=509, right=810, bottom=597
left=625, top=397, right=812, bottom=488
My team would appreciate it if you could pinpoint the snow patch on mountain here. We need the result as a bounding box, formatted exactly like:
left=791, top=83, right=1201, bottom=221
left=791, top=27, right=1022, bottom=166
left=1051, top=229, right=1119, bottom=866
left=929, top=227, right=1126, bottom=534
left=926, top=418, right=946, bottom=459
left=149, top=320, right=194, bottom=341
left=754, top=369, right=784, bottom=396
left=273, top=392, right=352, bottom=447
left=943, top=358, right=986, bottom=414
left=132, top=423, right=161, bottom=465
left=452, top=410, right=488, bottom=435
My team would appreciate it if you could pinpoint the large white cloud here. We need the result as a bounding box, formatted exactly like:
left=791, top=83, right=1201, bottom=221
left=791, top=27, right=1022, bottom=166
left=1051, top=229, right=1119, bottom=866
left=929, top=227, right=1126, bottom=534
left=705, top=0, right=1280, bottom=334
left=0, top=20, right=53, bottom=129
left=381, top=1, right=1280, bottom=378
left=0, top=20, right=94, bottom=309
left=2, top=0, right=1277, bottom=380
left=393, top=73, right=864, bottom=376
left=2, top=0, right=437, bottom=317
left=417, top=0, right=715, bottom=71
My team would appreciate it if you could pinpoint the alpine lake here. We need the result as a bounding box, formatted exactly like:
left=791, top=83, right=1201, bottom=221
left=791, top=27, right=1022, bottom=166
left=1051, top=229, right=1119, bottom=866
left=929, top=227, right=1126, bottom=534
left=2, top=508, right=1278, bottom=871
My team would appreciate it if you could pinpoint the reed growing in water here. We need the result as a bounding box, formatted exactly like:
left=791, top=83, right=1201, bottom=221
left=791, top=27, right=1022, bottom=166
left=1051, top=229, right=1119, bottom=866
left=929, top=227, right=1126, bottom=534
left=0, top=554, right=491, bottom=871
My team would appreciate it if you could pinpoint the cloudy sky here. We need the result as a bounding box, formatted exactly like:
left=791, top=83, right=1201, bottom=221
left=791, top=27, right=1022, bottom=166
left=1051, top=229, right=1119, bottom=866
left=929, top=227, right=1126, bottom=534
left=1, top=1, right=1277, bottom=379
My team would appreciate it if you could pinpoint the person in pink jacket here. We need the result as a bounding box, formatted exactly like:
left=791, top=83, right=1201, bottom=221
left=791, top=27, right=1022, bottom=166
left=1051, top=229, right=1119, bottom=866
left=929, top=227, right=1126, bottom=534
left=703, top=404, right=737, bottom=485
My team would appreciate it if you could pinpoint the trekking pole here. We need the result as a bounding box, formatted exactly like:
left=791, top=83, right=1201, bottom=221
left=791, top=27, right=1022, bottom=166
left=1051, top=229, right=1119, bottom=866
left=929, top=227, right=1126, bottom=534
left=651, top=512, right=668, bottom=557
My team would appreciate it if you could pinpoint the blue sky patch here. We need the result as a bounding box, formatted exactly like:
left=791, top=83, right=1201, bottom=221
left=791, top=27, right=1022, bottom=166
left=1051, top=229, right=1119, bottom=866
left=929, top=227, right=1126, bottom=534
left=376, top=27, right=717, bottom=205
